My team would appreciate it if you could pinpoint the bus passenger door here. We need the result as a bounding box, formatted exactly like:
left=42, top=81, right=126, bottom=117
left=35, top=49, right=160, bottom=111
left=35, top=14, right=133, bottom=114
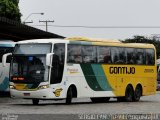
left=50, top=43, right=65, bottom=85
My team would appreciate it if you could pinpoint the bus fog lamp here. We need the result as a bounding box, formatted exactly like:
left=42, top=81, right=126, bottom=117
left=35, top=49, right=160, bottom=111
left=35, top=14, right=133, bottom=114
left=9, top=85, right=15, bottom=89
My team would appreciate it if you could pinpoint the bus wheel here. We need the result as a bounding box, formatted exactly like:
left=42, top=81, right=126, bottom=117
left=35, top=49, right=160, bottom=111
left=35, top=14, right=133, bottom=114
left=133, top=85, right=142, bottom=102
left=124, top=85, right=133, bottom=102
left=32, top=99, right=39, bottom=105
left=90, top=97, right=110, bottom=103
left=66, top=87, right=73, bottom=104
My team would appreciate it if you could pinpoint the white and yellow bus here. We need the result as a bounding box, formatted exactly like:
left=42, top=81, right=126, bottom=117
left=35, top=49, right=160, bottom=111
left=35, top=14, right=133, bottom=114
left=2, top=37, right=157, bottom=104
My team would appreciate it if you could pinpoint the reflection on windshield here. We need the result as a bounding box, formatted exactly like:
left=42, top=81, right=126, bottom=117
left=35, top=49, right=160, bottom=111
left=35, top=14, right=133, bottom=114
left=11, top=56, right=48, bottom=83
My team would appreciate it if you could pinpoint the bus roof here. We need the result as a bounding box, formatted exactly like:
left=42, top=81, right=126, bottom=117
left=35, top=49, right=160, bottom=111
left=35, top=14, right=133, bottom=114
left=65, top=37, right=121, bottom=43
left=17, top=38, right=68, bottom=44
left=124, top=43, right=155, bottom=48
left=66, top=37, right=155, bottom=48
left=16, top=38, right=155, bottom=49
left=0, top=40, right=15, bottom=47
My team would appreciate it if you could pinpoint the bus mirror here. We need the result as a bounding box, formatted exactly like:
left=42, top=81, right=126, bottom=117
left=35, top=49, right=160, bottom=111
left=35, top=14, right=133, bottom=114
left=2, top=53, right=12, bottom=67
left=46, top=53, right=54, bottom=66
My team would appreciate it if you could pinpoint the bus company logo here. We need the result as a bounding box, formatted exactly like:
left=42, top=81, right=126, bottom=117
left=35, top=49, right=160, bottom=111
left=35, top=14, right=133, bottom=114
left=54, top=88, right=63, bottom=97
left=109, top=67, right=135, bottom=74
left=144, top=69, right=154, bottom=73
left=67, top=68, right=79, bottom=74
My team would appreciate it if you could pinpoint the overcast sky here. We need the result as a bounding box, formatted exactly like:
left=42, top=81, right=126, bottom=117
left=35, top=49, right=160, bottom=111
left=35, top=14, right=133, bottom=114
left=19, top=0, right=160, bottom=40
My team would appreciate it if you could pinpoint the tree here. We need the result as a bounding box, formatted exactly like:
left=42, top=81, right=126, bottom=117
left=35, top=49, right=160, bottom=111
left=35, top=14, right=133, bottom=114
left=0, top=0, right=21, bottom=22
left=124, top=35, right=160, bottom=58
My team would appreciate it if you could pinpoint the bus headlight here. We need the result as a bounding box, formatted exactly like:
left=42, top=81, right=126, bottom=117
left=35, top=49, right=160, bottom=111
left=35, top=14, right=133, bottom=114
left=9, top=85, right=15, bottom=89
left=38, top=85, right=49, bottom=89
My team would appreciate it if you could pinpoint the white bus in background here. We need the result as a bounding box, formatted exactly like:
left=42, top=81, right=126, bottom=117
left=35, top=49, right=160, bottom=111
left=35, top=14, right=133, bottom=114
left=0, top=41, right=15, bottom=92
left=157, top=59, right=160, bottom=90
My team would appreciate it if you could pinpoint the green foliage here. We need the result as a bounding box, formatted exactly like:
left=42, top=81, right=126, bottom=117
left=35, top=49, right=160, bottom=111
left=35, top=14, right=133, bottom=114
left=124, top=35, right=160, bottom=58
left=0, top=0, right=21, bottom=21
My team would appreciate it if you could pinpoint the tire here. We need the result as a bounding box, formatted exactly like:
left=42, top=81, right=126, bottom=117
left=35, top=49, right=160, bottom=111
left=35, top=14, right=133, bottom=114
left=66, top=87, right=73, bottom=104
left=32, top=99, right=39, bottom=105
left=90, top=97, right=110, bottom=103
left=124, top=85, right=134, bottom=102
left=133, top=85, right=142, bottom=102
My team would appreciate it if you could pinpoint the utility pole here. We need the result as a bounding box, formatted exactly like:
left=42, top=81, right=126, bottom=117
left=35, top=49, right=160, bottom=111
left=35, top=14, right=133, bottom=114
left=39, top=20, right=54, bottom=32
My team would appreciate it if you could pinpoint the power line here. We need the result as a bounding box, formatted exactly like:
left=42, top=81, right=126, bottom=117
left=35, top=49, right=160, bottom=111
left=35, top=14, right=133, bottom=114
left=32, top=25, right=160, bottom=28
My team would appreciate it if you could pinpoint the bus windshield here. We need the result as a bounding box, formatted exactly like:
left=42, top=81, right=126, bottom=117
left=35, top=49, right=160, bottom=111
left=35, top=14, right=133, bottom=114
left=10, top=44, right=52, bottom=83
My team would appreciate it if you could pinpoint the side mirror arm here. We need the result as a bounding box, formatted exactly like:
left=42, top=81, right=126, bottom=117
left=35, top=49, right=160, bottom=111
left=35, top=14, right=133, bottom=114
left=46, top=53, right=54, bottom=67
left=2, top=53, right=12, bottom=67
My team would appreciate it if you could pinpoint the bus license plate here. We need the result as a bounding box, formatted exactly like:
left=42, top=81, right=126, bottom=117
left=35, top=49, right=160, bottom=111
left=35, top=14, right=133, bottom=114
left=24, top=93, right=30, bottom=96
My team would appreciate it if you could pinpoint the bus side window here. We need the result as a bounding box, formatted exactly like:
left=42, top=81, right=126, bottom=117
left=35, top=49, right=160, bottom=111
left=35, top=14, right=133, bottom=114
left=126, top=48, right=135, bottom=64
left=82, top=46, right=96, bottom=63
left=136, top=49, right=145, bottom=65
left=146, top=49, right=155, bottom=65
left=98, top=46, right=111, bottom=63
left=67, top=44, right=82, bottom=63
left=111, top=47, right=119, bottom=64
left=118, top=47, right=126, bottom=64
left=111, top=47, right=126, bottom=64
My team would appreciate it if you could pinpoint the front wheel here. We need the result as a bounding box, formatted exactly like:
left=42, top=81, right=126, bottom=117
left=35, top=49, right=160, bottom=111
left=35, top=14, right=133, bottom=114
left=66, top=87, right=73, bottom=104
left=32, top=99, right=39, bottom=105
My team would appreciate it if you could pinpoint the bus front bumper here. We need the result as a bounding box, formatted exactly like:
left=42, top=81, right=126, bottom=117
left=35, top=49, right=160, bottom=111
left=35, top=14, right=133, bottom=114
left=10, top=88, right=65, bottom=99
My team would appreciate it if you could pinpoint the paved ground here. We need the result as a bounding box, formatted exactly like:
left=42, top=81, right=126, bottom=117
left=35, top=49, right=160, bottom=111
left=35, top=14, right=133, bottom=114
left=0, top=92, right=160, bottom=120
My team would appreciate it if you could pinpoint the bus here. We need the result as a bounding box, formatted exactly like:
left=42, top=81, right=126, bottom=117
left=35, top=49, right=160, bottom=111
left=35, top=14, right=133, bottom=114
left=2, top=37, right=157, bottom=104
left=157, top=59, right=160, bottom=90
left=0, top=41, right=15, bottom=92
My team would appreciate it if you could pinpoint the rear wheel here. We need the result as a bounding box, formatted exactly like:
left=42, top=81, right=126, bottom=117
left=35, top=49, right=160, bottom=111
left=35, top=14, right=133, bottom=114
left=133, top=85, right=142, bottom=102
left=32, top=99, right=39, bottom=105
left=124, top=85, right=134, bottom=102
left=66, top=87, right=73, bottom=104
left=90, top=97, right=110, bottom=103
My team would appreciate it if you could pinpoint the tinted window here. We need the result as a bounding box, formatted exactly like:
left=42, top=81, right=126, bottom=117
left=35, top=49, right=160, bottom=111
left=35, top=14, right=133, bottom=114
left=67, top=45, right=82, bottom=63
left=111, top=47, right=126, bottom=64
left=82, top=46, right=96, bottom=63
left=53, top=43, right=65, bottom=64
left=97, top=46, right=111, bottom=63
left=146, top=49, right=155, bottom=65
left=136, top=49, right=145, bottom=65
left=126, top=48, right=136, bottom=64
left=14, top=44, right=51, bottom=55
left=118, top=47, right=126, bottom=64
left=67, top=44, right=155, bottom=66
left=51, top=43, right=65, bottom=84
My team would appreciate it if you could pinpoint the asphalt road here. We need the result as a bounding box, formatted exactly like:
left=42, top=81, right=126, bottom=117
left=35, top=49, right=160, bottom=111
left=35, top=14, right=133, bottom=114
left=0, top=92, right=160, bottom=120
